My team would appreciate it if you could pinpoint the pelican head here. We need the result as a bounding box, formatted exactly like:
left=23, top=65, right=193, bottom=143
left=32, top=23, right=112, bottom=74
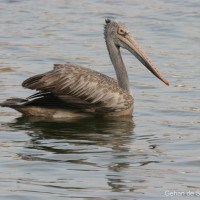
left=104, top=19, right=169, bottom=87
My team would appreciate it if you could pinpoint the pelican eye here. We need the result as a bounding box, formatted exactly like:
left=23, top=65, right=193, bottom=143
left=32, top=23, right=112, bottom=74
left=118, top=28, right=127, bottom=36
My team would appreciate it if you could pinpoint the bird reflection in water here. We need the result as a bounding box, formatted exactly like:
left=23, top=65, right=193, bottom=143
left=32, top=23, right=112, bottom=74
left=6, top=116, right=135, bottom=192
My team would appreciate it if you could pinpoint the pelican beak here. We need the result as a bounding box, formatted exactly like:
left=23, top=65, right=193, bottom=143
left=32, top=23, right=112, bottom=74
left=119, top=35, right=170, bottom=86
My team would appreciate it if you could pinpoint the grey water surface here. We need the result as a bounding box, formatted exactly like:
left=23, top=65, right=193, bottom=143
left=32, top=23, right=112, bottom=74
left=0, top=0, right=199, bottom=199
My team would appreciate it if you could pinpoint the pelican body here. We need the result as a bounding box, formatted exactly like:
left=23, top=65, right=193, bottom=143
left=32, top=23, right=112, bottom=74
left=0, top=19, right=169, bottom=118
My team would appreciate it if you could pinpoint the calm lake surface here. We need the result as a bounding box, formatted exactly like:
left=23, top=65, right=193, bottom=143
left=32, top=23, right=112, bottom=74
left=0, top=0, right=199, bottom=199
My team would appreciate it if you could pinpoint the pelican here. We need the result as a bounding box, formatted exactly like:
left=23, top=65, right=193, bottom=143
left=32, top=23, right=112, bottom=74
left=0, top=19, right=169, bottom=118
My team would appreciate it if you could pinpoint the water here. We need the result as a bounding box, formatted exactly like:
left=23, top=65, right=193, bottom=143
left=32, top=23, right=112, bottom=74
left=0, top=0, right=199, bottom=199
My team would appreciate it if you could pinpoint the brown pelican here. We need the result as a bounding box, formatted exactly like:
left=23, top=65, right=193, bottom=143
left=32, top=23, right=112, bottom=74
left=0, top=19, right=169, bottom=118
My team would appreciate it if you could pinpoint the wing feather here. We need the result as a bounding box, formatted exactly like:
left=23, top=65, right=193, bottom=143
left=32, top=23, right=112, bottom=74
left=22, top=63, right=133, bottom=113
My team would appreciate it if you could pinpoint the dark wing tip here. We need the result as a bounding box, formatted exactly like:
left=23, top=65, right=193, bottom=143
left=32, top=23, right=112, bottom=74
left=22, top=74, right=44, bottom=89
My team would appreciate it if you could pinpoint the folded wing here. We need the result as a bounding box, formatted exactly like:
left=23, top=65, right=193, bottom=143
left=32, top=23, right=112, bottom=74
left=22, top=63, right=133, bottom=113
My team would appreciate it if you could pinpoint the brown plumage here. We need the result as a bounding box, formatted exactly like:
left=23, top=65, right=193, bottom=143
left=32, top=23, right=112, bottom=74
left=22, top=63, right=133, bottom=114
